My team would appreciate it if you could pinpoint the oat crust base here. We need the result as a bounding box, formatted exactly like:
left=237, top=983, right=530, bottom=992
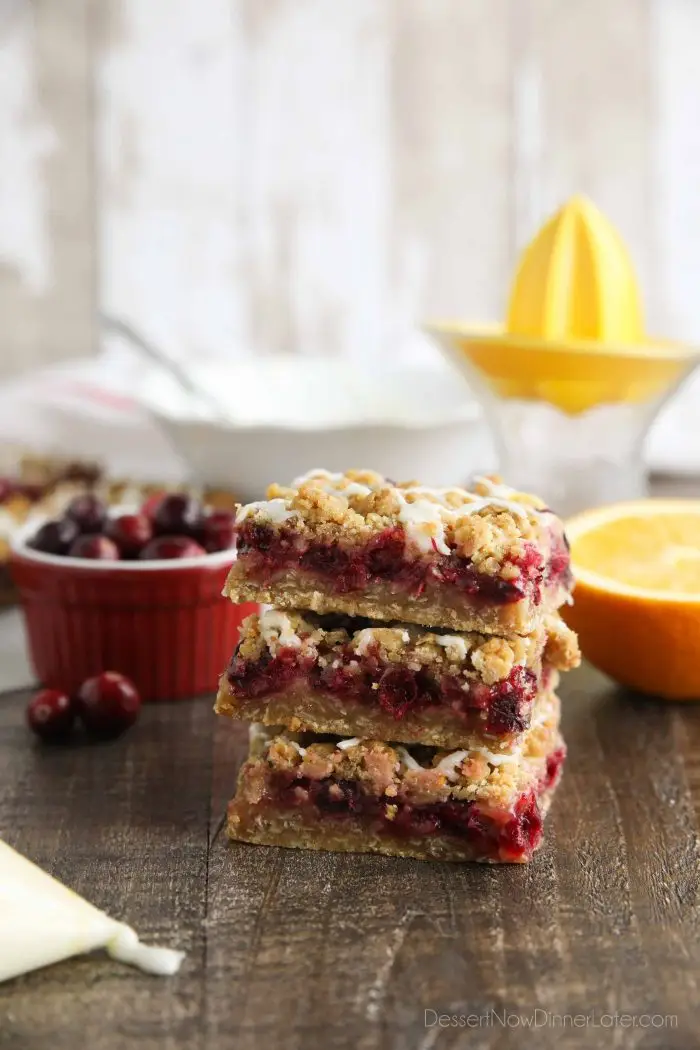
left=225, top=571, right=567, bottom=636
left=227, top=787, right=556, bottom=865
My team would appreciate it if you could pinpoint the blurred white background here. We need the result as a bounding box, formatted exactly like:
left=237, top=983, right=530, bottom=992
left=0, top=0, right=699, bottom=376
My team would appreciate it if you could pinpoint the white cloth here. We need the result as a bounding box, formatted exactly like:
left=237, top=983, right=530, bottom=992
left=0, top=349, right=187, bottom=482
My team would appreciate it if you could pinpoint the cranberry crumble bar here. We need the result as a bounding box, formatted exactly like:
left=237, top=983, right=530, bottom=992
left=224, top=470, right=572, bottom=636
left=227, top=692, right=564, bottom=864
left=220, top=467, right=578, bottom=865
left=216, top=609, right=579, bottom=749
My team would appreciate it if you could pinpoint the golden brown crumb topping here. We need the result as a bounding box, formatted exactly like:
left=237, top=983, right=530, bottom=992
left=250, top=691, right=561, bottom=810
left=235, top=469, right=561, bottom=568
left=235, top=609, right=579, bottom=685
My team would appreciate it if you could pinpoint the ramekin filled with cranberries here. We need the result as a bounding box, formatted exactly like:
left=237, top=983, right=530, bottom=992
left=11, top=492, right=256, bottom=701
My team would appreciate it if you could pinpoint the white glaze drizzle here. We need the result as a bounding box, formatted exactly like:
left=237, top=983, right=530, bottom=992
left=292, top=468, right=338, bottom=485
left=435, top=635, right=469, bottom=661
left=237, top=473, right=536, bottom=558
left=435, top=750, right=469, bottom=780
left=336, top=737, right=361, bottom=750
left=396, top=746, right=422, bottom=771
left=395, top=485, right=531, bottom=556
left=354, top=628, right=377, bottom=656
left=472, top=746, right=521, bottom=766
left=287, top=740, right=307, bottom=757
left=259, top=609, right=302, bottom=649
left=107, top=925, right=185, bottom=976
left=471, top=476, right=521, bottom=500
left=235, top=498, right=297, bottom=525
left=248, top=722, right=273, bottom=758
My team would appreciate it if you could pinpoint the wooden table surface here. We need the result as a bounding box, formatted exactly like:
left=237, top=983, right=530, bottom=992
left=1, top=659, right=699, bottom=1050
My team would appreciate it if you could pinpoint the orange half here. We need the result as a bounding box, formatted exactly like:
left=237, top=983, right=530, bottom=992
left=564, top=500, right=700, bottom=699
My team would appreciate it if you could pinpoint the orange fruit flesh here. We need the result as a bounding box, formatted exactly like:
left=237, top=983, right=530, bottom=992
left=573, top=510, right=700, bottom=594
left=564, top=501, right=700, bottom=700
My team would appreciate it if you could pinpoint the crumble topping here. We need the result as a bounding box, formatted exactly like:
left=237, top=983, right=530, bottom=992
left=236, top=468, right=557, bottom=568
left=235, top=608, right=579, bottom=685
left=248, top=690, right=560, bottom=809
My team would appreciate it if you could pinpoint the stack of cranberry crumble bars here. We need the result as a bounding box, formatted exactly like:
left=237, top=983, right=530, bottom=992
left=218, top=469, right=579, bottom=864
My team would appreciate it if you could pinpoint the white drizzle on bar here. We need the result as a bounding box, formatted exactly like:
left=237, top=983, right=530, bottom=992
left=394, top=487, right=530, bottom=556
left=434, top=634, right=469, bottom=660
left=239, top=469, right=541, bottom=558
left=258, top=609, right=302, bottom=649
left=258, top=732, right=537, bottom=780
left=235, top=497, right=298, bottom=525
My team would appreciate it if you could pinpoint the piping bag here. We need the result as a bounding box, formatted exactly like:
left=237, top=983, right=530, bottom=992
left=0, top=839, right=184, bottom=982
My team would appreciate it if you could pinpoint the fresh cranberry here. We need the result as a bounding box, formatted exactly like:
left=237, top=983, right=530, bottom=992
left=106, top=513, right=153, bottom=558
left=65, top=494, right=107, bottom=534
left=76, top=671, right=141, bottom=738
left=141, top=492, right=166, bottom=523
left=199, top=509, right=236, bottom=552
left=26, top=689, right=76, bottom=742
left=29, top=517, right=80, bottom=555
left=0, top=476, right=16, bottom=502
left=139, top=535, right=206, bottom=560
left=68, top=535, right=120, bottom=560
left=152, top=493, right=203, bottom=537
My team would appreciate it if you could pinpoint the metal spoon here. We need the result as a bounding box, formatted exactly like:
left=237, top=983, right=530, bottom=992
left=100, top=314, right=229, bottom=421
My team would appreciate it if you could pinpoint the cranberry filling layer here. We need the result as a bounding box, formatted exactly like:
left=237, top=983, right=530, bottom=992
left=236, top=521, right=568, bottom=606
left=266, top=771, right=556, bottom=862
left=227, top=646, right=538, bottom=735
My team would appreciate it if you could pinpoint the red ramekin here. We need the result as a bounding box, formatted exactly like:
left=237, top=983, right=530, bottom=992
left=10, top=521, right=257, bottom=702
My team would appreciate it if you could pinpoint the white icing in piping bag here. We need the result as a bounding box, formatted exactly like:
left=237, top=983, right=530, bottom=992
left=0, top=839, right=185, bottom=982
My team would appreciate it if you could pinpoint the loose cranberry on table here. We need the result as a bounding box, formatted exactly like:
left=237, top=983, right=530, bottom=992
left=65, top=493, right=107, bottom=534
left=75, top=672, right=141, bottom=739
left=105, top=513, right=153, bottom=558
left=68, top=534, right=120, bottom=560
left=26, top=689, right=76, bottom=742
left=140, top=535, right=206, bottom=560
left=151, top=493, right=203, bottom=537
left=199, top=509, right=236, bottom=552
left=29, top=517, right=80, bottom=556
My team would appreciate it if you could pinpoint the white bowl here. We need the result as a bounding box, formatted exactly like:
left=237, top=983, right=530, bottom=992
left=142, top=358, right=492, bottom=501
